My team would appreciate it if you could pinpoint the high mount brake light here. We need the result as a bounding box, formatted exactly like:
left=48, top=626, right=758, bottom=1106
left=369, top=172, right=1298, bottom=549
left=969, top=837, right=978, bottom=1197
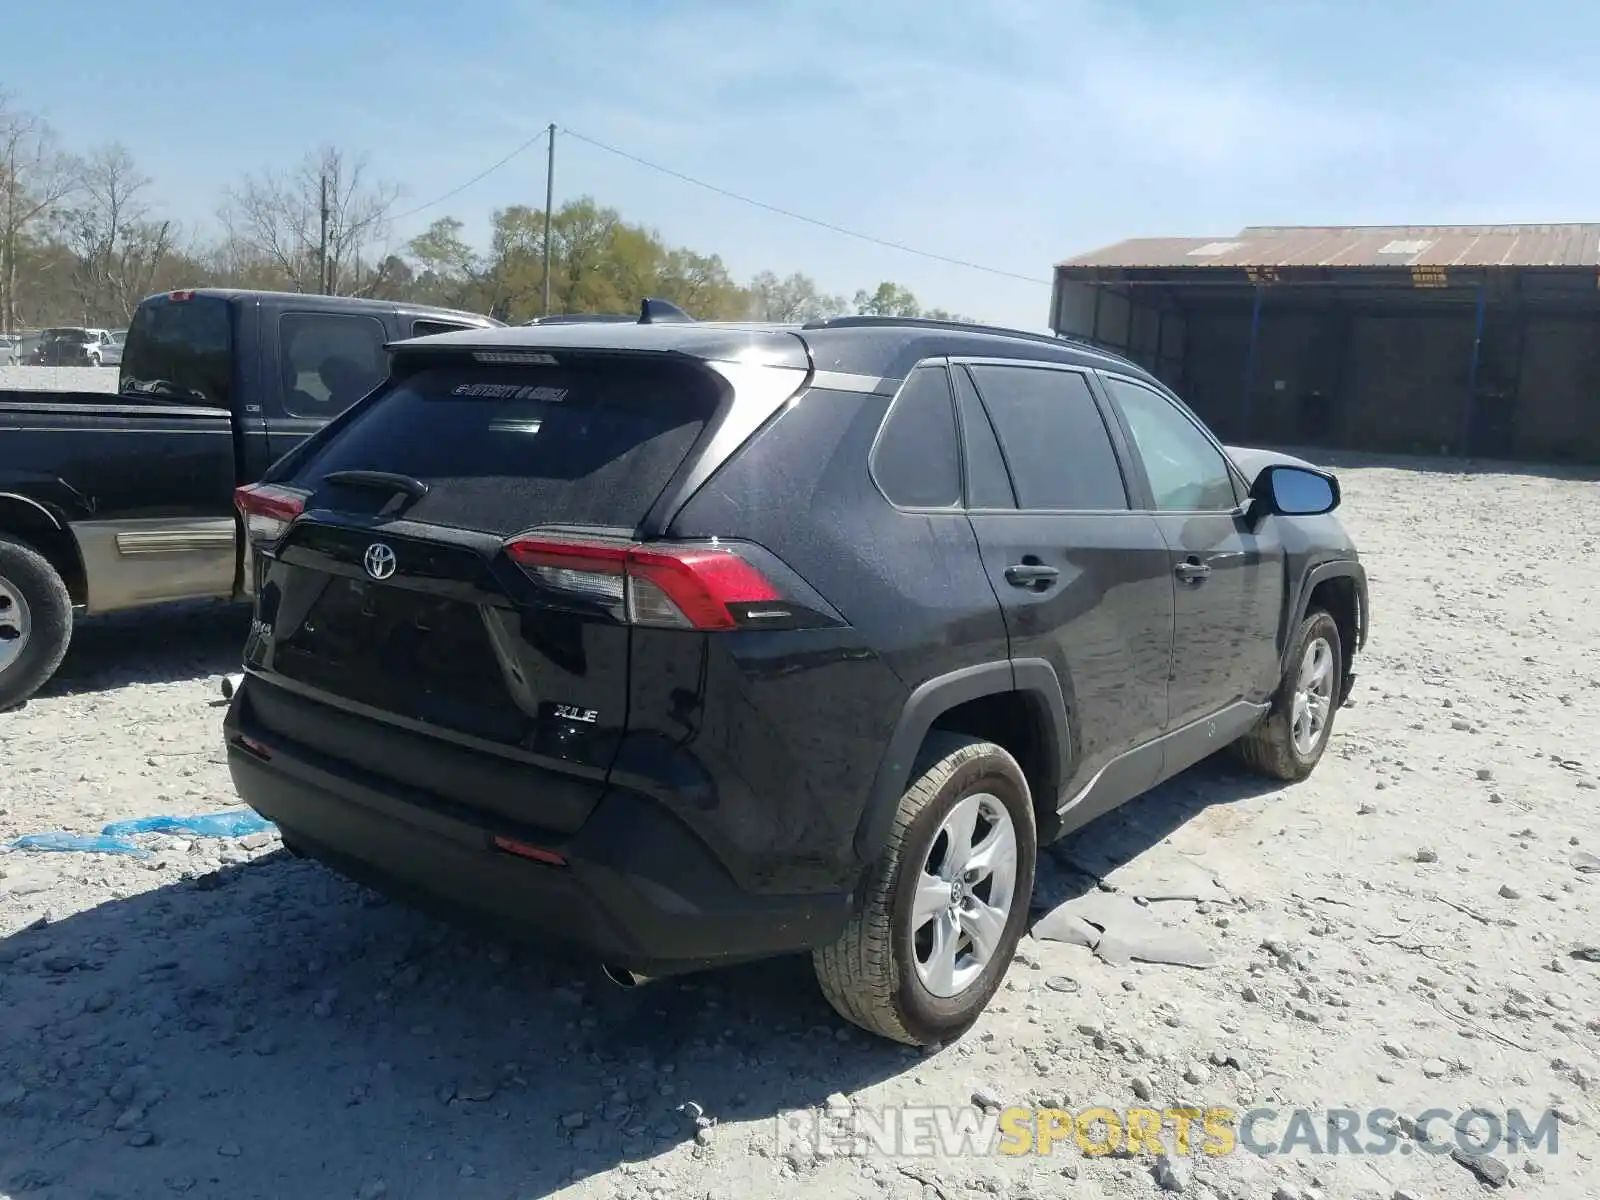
left=235, top=483, right=307, bottom=546
left=504, top=537, right=784, bottom=631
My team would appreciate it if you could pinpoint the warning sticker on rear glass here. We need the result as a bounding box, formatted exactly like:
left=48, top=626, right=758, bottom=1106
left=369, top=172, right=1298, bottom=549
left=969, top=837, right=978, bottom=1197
left=450, top=383, right=570, bottom=403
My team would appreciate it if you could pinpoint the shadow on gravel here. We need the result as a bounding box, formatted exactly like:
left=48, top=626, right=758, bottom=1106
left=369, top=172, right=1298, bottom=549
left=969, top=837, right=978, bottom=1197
left=0, top=852, right=914, bottom=1198
left=1034, top=752, right=1286, bottom=911
left=40, top=601, right=250, bottom=699
left=0, top=751, right=1287, bottom=1196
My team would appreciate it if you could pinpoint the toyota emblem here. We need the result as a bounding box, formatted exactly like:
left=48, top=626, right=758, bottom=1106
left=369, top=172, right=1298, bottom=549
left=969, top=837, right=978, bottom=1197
left=363, top=542, right=397, bottom=581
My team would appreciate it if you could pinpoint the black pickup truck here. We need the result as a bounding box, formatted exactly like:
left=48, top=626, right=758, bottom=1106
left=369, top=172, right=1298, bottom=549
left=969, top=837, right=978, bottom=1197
left=0, top=288, right=500, bottom=709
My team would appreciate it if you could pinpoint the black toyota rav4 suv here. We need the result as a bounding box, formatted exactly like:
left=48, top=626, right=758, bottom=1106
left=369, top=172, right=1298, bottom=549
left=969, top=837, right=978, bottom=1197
left=225, top=304, right=1368, bottom=1046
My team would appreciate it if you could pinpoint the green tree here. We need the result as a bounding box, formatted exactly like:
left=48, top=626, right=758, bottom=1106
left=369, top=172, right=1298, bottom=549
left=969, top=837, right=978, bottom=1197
left=853, top=280, right=922, bottom=317
left=408, top=216, right=475, bottom=277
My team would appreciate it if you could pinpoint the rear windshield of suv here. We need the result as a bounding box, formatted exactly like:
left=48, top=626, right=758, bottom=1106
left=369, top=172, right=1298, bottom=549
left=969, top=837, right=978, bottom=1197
left=301, top=360, right=721, bottom=534
left=119, top=295, right=233, bottom=407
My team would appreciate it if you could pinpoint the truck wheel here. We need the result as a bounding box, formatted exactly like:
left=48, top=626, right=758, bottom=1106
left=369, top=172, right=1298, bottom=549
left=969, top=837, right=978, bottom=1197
left=1234, top=609, right=1343, bottom=782
left=0, top=535, right=73, bottom=712
left=813, top=733, right=1036, bottom=1046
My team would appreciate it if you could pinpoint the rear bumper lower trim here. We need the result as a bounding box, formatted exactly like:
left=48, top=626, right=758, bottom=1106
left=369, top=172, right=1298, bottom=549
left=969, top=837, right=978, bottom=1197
left=224, top=688, right=853, bottom=975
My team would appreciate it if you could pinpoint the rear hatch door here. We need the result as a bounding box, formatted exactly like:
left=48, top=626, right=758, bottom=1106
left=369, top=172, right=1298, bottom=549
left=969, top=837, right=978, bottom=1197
left=246, top=354, right=728, bottom=834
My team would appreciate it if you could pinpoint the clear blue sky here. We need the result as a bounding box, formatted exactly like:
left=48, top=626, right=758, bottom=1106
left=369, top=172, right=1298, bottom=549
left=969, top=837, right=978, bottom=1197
left=7, top=0, right=1600, bottom=328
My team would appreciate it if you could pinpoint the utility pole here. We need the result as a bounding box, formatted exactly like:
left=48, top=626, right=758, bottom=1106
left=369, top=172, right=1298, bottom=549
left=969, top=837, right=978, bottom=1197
left=541, top=123, right=556, bottom=316
left=319, top=171, right=330, bottom=295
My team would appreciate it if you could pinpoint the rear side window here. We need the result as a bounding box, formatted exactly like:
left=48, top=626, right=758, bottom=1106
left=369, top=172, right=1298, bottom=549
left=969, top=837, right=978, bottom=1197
left=412, top=319, right=477, bottom=338
left=952, top=367, right=1016, bottom=509
left=280, top=313, right=389, bottom=419
left=966, top=365, right=1128, bottom=511
left=120, top=296, right=233, bottom=407
left=871, top=366, right=961, bottom=508
left=302, top=361, right=721, bottom=534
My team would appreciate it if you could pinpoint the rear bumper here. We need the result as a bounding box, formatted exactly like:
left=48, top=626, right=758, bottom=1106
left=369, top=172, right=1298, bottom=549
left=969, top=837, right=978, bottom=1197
left=223, top=679, right=854, bottom=975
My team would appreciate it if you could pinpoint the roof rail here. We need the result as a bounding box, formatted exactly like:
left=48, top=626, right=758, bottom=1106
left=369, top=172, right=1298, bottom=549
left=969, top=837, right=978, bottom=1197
left=523, top=313, right=635, bottom=326
left=521, top=299, right=698, bottom=326
left=801, top=314, right=1083, bottom=352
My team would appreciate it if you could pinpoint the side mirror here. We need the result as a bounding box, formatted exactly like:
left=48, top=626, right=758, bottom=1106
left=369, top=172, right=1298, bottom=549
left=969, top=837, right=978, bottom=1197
left=1250, top=464, right=1340, bottom=519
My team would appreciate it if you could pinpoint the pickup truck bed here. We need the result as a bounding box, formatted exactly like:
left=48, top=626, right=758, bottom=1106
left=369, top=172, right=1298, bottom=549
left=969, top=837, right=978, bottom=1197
left=0, top=393, right=237, bottom=614
left=0, top=287, right=500, bottom=710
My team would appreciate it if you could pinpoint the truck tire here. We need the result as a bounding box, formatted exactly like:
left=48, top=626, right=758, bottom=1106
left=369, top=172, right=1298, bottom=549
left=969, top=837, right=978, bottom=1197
left=1234, top=608, right=1343, bottom=782
left=813, top=733, right=1036, bottom=1046
left=0, top=535, right=73, bottom=712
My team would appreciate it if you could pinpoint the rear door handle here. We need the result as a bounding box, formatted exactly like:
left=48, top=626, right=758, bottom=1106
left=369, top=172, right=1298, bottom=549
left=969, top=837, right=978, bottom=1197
left=1004, top=562, right=1060, bottom=588
left=1175, top=559, right=1212, bottom=584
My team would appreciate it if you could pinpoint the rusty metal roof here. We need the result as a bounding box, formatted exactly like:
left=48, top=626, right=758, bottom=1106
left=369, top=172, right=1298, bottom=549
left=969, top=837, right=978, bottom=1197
left=1060, top=224, right=1600, bottom=270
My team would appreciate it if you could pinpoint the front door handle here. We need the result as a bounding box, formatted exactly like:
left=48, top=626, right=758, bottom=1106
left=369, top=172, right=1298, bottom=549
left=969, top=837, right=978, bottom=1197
left=1175, top=558, right=1211, bottom=584
left=1005, top=562, right=1060, bottom=588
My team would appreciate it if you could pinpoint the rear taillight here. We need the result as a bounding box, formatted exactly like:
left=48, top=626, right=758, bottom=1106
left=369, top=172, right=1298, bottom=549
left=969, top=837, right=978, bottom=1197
left=235, top=483, right=307, bottom=546
left=504, top=535, right=785, bottom=631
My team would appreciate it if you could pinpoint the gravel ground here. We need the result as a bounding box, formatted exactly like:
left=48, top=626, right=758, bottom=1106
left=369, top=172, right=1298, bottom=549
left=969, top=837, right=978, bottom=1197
left=1, top=453, right=1597, bottom=1200
left=0, top=365, right=120, bottom=394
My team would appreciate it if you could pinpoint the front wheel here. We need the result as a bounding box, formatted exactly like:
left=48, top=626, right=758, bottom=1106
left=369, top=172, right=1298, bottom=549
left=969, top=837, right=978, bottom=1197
left=813, top=734, right=1036, bottom=1046
left=1234, top=608, right=1343, bottom=781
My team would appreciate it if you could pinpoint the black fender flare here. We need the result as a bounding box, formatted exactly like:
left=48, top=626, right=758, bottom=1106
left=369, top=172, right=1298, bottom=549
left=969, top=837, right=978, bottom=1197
left=852, top=658, right=1071, bottom=863
left=1283, top=558, right=1368, bottom=672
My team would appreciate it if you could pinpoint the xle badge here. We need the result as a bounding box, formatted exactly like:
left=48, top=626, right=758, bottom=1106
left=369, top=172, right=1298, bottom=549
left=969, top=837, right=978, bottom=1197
left=554, top=704, right=600, bottom=724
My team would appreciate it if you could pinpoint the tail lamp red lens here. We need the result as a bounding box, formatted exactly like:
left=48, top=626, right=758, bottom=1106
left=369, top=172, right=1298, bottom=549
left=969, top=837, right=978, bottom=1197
left=504, top=536, right=782, bottom=631
left=235, top=483, right=307, bottom=545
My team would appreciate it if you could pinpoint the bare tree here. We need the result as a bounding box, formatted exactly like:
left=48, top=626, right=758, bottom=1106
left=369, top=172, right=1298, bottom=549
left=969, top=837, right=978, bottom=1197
left=61, top=143, right=174, bottom=322
left=747, top=270, right=847, bottom=322
left=219, top=146, right=400, bottom=296
left=0, top=91, right=79, bottom=331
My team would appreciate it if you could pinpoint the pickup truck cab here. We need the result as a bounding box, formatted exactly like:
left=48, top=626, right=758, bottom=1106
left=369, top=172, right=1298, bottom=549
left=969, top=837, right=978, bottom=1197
left=0, top=288, right=500, bottom=709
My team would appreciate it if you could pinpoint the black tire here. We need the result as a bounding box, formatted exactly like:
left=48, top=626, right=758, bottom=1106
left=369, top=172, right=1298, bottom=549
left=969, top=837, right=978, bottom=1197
left=0, top=534, right=73, bottom=712
left=813, top=733, right=1037, bottom=1046
left=1234, top=608, right=1343, bottom=782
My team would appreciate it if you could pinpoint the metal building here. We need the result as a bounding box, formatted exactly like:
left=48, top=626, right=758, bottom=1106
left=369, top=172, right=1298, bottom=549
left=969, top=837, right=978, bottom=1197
left=1052, top=224, right=1600, bottom=462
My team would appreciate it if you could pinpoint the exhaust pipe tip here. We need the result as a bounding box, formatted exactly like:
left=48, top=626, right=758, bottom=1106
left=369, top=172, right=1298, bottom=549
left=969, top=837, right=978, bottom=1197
left=601, top=963, right=652, bottom=989
left=221, top=673, right=244, bottom=700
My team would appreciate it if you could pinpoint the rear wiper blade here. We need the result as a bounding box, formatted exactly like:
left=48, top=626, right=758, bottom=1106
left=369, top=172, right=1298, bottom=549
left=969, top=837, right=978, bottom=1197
left=323, top=470, right=431, bottom=515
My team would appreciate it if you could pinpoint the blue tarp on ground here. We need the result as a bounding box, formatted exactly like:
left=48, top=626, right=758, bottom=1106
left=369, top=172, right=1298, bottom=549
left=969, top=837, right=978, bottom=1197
left=5, top=808, right=276, bottom=856
left=7, top=832, right=148, bottom=857
left=101, top=809, right=274, bottom=839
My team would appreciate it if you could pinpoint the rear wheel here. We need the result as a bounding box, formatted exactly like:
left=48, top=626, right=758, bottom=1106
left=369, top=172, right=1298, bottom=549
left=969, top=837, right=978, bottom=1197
left=0, top=535, right=73, bottom=711
left=1235, top=609, right=1342, bottom=781
left=813, top=734, right=1036, bottom=1046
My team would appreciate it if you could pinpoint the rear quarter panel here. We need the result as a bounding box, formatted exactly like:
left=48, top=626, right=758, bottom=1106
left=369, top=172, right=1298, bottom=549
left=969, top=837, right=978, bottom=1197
left=656, top=385, right=1010, bottom=892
